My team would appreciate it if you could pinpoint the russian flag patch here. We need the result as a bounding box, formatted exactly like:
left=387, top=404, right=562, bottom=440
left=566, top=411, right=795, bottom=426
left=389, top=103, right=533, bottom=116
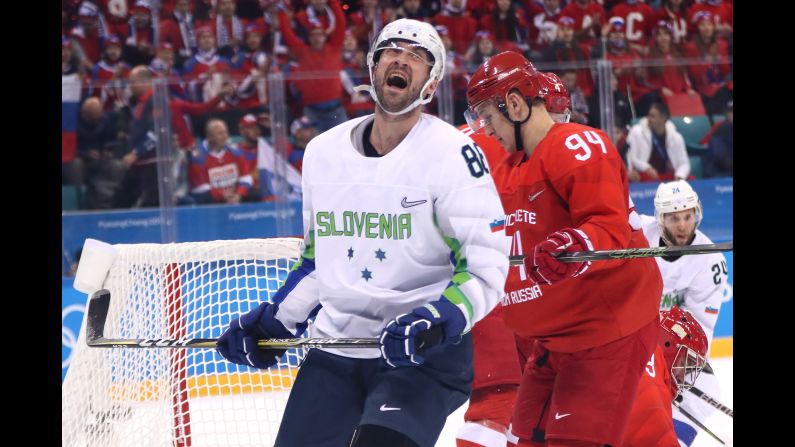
left=705, top=306, right=719, bottom=315
left=490, top=218, right=505, bottom=232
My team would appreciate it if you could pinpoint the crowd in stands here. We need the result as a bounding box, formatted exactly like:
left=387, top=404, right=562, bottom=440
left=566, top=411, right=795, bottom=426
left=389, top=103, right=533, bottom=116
left=62, top=0, right=733, bottom=210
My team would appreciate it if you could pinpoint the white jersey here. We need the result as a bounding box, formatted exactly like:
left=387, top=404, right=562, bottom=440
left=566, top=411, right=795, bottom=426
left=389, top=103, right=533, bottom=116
left=274, top=113, right=510, bottom=358
left=640, top=215, right=729, bottom=350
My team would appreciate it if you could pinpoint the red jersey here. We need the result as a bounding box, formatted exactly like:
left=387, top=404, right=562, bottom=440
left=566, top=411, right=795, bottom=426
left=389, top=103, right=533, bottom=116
left=89, top=60, right=131, bottom=111
left=560, top=0, right=606, bottom=45
left=493, top=122, right=662, bottom=352
left=610, top=1, right=656, bottom=48
left=621, top=345, right=679, bottom=447
left=189, top=144, right=253, bottom=202
left=277, top=1, right=346, bottom=106
left=431, top=12, right=478, bottom=54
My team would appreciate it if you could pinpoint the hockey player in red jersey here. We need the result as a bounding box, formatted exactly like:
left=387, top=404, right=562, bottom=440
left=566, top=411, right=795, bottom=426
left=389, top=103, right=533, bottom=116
left=466, top=51, right=663, bottom=447
left=621, top=306, right=708, bottom=447
left=456, top=71, right=575, bottom=447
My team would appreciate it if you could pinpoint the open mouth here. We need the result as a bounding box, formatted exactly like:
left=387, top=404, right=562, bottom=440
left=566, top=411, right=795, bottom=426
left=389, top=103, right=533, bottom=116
left=386, top=73, right=408, bottom=90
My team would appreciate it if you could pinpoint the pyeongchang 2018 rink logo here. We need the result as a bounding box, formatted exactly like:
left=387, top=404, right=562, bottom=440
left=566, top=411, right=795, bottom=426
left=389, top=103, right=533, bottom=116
left=62, top=304, right=85, bottom=372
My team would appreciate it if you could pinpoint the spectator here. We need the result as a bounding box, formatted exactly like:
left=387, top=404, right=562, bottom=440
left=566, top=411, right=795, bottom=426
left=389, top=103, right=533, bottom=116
left=646, top=20, right=697, bottom=100
left=121, top=1, right=156, bottom=66
left=479, top=0, right=529, bottom=54
left=159, top=0, right=198, bottom=70
left=89, top=35, right=131, bottom=112
left=432, top=0, right=478, bottom=55
left=204, top=0, right=246, bottom=59
left=395, top=0, right=431, bottom=21
left=686, top=0, right=732, bottom=39
left=233, top=24, right=270, bottom=113
left=626, top=101, right=690, bottom=182
left=149, top=43, right=189, bottom=100
left=528, top=0, right=563, bottom=58
left=294, top=0, right=335, bottom=38
left=348, top=0, right=389, bottom=48
left=559, top=69, right=589, bottom=124
left=541, top=16, right=594, bottom=99
left=97, top=0, right=136, bottom=37
left=340, top=48, right=375, bottom=119
left=70, top=1, right=107, bottom=68
left=683, top=11, right=732, bottom=116
left=593, top=16, right=657, bottom=117
left=288, top=116, right=317, bottom=171
left=560, top=0, right=606, bottom=47
left=464, top=31, right=499, bottom=73
left=183, top=27, right=233, bottom=105
left=609, top=0, right=655, bottom=56
left=278, top=0, right=348, bottom=133
left=63, top=36, right=83, bottom=77
left=704, top=101, right=732, bottom=178
left=189, top=118, right=257, bottom=204
left=76, top=97, right=127, bottom=208
left=654, top=0, right=688, bottom=46
left=237, top=114, right=302, bottom=199
left=435, top=25, right=468, bottom=122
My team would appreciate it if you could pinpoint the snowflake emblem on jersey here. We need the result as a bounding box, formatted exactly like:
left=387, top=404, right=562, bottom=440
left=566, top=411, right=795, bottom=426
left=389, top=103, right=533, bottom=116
left=375, top=249, right=386, bottom=261
left=361, top=268, right=373, bottom=281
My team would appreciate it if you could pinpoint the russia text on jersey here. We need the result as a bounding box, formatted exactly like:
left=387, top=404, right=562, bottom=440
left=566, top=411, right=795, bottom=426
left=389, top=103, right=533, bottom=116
left=501, top=284, right=544, bottom=306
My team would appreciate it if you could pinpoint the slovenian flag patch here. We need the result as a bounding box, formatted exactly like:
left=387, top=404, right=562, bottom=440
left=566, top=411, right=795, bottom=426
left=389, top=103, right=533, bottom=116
left=705, top=306, right=719, bottom=315
left=490, top=218, right=505, bottom=232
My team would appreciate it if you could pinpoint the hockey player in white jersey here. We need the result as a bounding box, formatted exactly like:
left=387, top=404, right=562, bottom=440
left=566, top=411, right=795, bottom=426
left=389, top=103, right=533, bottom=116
left=216, top=18, right=510, bottom=447
left=640, top=180, right=729, bottom=446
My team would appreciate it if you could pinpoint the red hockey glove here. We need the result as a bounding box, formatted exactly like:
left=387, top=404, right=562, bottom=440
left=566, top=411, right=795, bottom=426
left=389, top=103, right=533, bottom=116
left=528, top=228, right=592, bottom=285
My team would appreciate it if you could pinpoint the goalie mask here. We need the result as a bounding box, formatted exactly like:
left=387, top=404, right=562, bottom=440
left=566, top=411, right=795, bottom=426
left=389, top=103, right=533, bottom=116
left=654, top=180, right=703, bottom=246
left=359, top=19, right=445, bottom=116
left=659, top=306, right=708, bottom=398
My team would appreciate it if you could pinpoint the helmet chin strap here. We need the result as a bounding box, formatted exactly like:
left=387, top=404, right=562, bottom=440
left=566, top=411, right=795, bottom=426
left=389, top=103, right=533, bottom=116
left=354, top=77, right=435, bottom=116
left=507, top=104, right=532, bottom=152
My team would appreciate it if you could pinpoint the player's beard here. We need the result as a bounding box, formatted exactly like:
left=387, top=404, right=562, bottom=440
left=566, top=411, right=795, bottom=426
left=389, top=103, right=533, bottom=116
left=374, top=71, right=424, bottom=115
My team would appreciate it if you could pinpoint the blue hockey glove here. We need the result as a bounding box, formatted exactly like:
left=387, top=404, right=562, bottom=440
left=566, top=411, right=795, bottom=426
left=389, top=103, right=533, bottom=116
left=380, top=298, right=466, bottom=368
left=216, top=302, right=293, bottom=369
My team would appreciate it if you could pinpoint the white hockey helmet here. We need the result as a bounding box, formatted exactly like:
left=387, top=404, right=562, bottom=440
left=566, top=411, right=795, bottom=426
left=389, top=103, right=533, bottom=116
left=654, top=180, right=703, bottom=241
left=361, top=18, right=445, bottom=116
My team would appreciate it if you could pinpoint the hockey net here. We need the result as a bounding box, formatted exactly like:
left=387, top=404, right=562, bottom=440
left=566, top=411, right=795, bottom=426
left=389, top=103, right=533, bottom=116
left=62, top=238, right=305, bottom=447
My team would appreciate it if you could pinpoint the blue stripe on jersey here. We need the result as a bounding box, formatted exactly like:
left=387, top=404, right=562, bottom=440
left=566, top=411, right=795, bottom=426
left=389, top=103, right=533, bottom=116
left=270, top=232, right=318, bottom=335
left=673, top=418, right=698, bottom=446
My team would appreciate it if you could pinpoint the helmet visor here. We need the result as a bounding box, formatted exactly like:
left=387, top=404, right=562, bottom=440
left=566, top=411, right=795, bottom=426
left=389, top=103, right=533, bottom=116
left=464, top=98, right=500, bottom=134
left=373, top=39, right=434, bottom=67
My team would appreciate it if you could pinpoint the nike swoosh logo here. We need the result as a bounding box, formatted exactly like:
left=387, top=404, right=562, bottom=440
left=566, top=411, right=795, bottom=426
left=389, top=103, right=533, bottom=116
left=401, top=197, right=427, bottom=208
left=554, top=412, right=571, bottom=420
left=380, top=404, right=401, bottom=411
left=528, top=189, right=545, bottom=202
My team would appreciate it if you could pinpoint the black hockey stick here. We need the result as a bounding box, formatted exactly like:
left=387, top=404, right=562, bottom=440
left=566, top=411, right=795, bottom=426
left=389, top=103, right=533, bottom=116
left=673, top=399, right=725, bottom=445
left=86, top=289, right=443, bottom=350
left=509, top=241, right=733, bottom=265
left=688, top=386, right=734, bottom=418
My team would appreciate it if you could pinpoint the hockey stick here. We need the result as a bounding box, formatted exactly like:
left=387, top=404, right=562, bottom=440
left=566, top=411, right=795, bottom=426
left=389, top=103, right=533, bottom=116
left=688, top=386, right=734, bottom=418
left=86, top=289, right=443, bottom=350
left=508, top=241, right=733, bottom=265
left=673, top=399, right=725, bottom=445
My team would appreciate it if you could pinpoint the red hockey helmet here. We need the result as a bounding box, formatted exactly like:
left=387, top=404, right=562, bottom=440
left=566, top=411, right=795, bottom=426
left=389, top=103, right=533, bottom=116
left=659, top=306, right=708, bottom=398
left=539, top=72, right=571, bottom=122
left=465, top=51, right=544, bottom=133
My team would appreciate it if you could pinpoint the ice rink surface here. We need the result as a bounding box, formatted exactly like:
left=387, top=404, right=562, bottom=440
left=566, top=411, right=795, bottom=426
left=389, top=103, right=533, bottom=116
left=436, top=357, right=733, bottom=446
